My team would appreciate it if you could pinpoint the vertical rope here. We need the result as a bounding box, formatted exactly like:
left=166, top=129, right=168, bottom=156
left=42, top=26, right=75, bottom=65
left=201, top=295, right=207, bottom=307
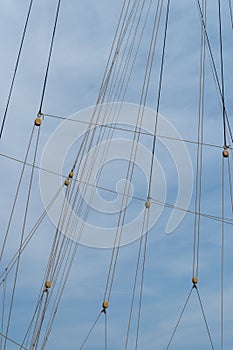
left=0, top=272, right=7, bottom=349
left=221, top=156, right=225, bottom=350
left=218, top=0, right=227, bottom=147
left=193, top=0, right=206, bottom=280
left=147, top=0, right=171, bottom=198
left=105, top=312, right=108, bottom=350
left=227, top=156, right=233, bottom=213
left=135, top=211, right=149, bottom=349
left=229, top=0, right=233, bottom=28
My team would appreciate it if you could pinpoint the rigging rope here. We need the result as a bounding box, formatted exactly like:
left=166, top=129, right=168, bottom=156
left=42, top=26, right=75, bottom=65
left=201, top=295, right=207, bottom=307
left=0, top=332, right=29, bottom=350
left=221, top=156, right=225, bottom=350
left=227, top=156, right=233, bottom=213
left=218, top=0, right=227, bottom=147
left=195, top=0, right=233, bottom=143
left=38, top=0, right=62, bottom=115
left=135, top=211, right=149, bottom=349
left=3, top=126, right=41, bottom=350
left=192, top=0, right=206, bottom=281
left=41, top=112, right=231, bottom=150
left=166, top=285, right=215, bottom=349
left=0, top=272, right=6, bottom=349
left=229, top=0, right=233, bottom=28
left=0, top=0, right=34, bottom=140
left=105, top=311, right=108, bottom=350
left=124, top=214, right=146, bottom=349
left=147, top=0, right=170, bottom=199
left=103, top=0, right=165, bottom=304
left=0, top=150, right=232, bottom=228
left=166, top=287, right=194, bottom=349
left=79, top=311, right=103, bottom=350
left=0, top=126, right=35, bottom=262
left=0, top=185, right=63, bottom=287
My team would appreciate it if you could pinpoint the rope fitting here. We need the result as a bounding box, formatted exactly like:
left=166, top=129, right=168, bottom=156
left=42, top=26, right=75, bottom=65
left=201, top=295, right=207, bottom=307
left=34, top=117, right=42, bottom=126
left=192, top=277, right=198, bottom=285
left=102, top=301, right=109, bottom=313
left=64, top=179, right=70, bottom=186
left=145, top=200, right=150, bottom=209
left=45, top=280, right=52, bottom=289
left=222, top=146, right=229, bottom=158
left=69, top=171, right=74, bottom=178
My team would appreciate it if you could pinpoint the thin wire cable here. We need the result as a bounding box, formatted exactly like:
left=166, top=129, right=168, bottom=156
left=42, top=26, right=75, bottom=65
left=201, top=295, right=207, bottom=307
left=227, top=157, right=233, bottom=213
left=38, top=0, right=62, bottom=115
left=3, top=127, right=41, bottom=350
left=195, top=287, right=215, bottom=349
left=40, top=240, right=80, bottom=349
left=0, top=273, right=6, bottom=349
left=0, top=332, right=29, bottom=350
left=221, top=156, right=225, bottom=350
left=147, top=0, right=171, bottom=198
left=135, top=211, right=149, bottom=350
left=1, top=149, right=232, bottom=229
left=218, top=0, right=227, bottom=147
left=193, top=0, right=206, bottom=280
left=103, top=0, right=165, bottom=303
left=41, top=112, right=231, bottom=150
left=0, top=126, right=35, bottom=262
left=0, top=0, right=34, bottom=140
left=30, top=291, right=49, bottom=350
left=0, top=185, right=63, bottom=287
left=166, top=287, right=194, bottom=349
left=24, top=189, right=75, bottom=347
left=105, top=311, right=108, bottom=350
left=20, top=292, right=46, bottom=349
left=79, top=312, right=103, bottom=350
left=229, top=0, right=233, bottom=28
left=124, top=209, right=147, bottom=350
left=195, top=0, right=233, bottom=143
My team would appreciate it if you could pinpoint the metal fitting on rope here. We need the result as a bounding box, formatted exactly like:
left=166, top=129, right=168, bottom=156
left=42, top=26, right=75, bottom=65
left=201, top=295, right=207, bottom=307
left=102, top=301, right=109, bottom=313
left=69, top=171, right=74, bottom=178
left=145, top=200, right=150, bottom=209
left=34, top=117, right=42, bottom=126
left=45, top=281, right=52, bottom=289
left=64, top=179, right=70, bottom=186
left=192, top=277, right=198, bottom=285
left=222, top=146, right=229, bottom=158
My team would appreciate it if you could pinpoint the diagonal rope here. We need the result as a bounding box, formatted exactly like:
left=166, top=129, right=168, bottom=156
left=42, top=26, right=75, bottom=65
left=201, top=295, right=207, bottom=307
left=135, top=210, right=149, bottom=350
left=0, top=0, right=34, bottom=140
left=0, top=126, right=35, bottom=262
left=124, top=209, right=148, bottom=350
left=147, top=0, right=171, bottom=198
left=229, top=0, right=233, bottom=28
left=0, top=185, right=63, bottom=287
left=217, top=0, right=227, bottom=147
left=166, top=287, right=194, bottom=349
left=195, top=0, right=233, bottom=143
left=79, top=311, right=103, bottom=350
left=3, top=127, right=41, bottom=350
left=0, top=332, right=29, bottom=350
left=38, top=0, right=62, bottom=115
left=195, top=286, right=215, bottom=349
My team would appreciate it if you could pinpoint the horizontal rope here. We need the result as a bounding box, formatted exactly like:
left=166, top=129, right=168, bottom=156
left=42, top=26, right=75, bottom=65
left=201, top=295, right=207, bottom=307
left=0, top=152, right=232, bottom=226
left=43, top=112, right=230, bottom=150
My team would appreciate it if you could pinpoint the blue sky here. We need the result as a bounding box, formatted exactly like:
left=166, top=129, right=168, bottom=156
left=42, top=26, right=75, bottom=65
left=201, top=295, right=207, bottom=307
left=0, top=1, right=233, bottom=349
